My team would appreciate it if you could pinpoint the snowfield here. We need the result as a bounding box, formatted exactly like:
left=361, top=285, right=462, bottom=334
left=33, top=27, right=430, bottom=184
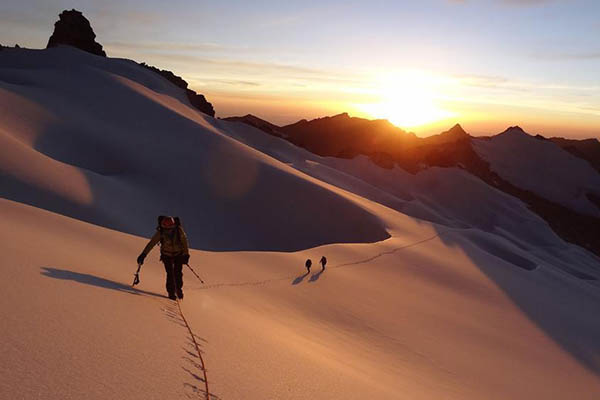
left=1, top=47, right=599, bottom=399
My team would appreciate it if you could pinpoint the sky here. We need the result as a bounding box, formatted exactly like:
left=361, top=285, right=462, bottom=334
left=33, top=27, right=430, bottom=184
left=1, top=0, right=599, bottom=138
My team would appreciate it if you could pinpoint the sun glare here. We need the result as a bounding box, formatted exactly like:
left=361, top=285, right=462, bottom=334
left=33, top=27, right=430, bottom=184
left=358, top=72, right=455, bottom=129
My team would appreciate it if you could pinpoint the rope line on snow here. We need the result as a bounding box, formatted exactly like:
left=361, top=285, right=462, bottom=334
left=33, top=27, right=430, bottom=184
left=197, top=232, right=443, bottom=290
left=156, top=231, right=445, bottom=399
left=175, top=299, right=210, bottom=399
left=136, top=234, right=447, bottom=398
left=330, top=233, right=442, bottom=269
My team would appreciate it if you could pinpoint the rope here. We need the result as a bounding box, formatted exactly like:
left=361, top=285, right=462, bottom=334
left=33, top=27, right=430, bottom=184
left=153, top=231, right=445, bottom=400
left=330, top=233, right=441, bottom=269
left=175, top=298, right=210, bottom=399
left=199, top=232, right=443, bottom=290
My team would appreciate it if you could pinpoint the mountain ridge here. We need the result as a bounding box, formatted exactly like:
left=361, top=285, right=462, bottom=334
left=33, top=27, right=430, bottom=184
left=225, top=112, right=600, bottom=256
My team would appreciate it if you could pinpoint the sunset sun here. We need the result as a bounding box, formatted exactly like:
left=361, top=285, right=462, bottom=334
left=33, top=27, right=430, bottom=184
left=359, top=72, right=455, bottom=129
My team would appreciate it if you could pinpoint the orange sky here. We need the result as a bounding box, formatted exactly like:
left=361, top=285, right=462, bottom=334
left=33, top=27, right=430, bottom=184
left=198, top=70, right=600, bottom=138
left=2, top=1, right=599, bottom=139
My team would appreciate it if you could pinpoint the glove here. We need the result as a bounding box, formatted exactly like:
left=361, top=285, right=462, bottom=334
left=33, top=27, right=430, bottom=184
left=181, top=254, right=190, bottom=264
left=137, top=253, right=146, bottom=265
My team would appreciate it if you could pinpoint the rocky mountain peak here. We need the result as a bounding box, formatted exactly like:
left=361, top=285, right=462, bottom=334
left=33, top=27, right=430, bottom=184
left=444, top=123, right=468, bottom=137
left=46, top=9, right=106, bottom=57
left=502, top=126, right=528, bottom=136
left=332, top=112, right=350, bottom=119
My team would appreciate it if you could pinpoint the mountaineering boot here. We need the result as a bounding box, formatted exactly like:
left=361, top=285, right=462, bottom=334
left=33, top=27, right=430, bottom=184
left=177, top=289, right=184, bottom=300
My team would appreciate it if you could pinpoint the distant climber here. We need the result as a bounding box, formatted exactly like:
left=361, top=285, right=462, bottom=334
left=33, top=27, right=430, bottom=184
left=137, top=216, right=190, bottom=300
left=320, top=256, right=327, bottom=270
left=305, top=259, right=312, bottom=273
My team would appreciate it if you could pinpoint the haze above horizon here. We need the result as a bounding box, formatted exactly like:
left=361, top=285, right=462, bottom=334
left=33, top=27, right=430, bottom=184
left=1, top=0, right=599, bottom=138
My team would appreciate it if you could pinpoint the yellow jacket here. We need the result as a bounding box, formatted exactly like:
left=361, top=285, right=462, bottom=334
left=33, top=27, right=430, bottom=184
left=142, top=226, right=189, bottom=257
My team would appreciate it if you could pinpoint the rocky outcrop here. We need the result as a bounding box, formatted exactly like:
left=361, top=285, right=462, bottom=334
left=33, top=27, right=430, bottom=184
left=44, top=10, right=214, bottom=116
left=46, top=9, right=106, bottom=57
left=139, top=63, right=215, bottom=117
left=186, top=90, right=215, bottom=117
left=139, top=63, right=187, bottom=89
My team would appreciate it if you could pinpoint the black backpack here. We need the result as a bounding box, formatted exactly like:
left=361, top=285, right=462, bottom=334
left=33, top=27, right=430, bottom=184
left=157, top=215, right=183, bottom=245
left=157, top=215, right=181, bottom=231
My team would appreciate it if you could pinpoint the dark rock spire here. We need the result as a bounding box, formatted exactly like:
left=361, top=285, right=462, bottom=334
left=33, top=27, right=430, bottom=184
left=46, top=9, right=106, bottom=57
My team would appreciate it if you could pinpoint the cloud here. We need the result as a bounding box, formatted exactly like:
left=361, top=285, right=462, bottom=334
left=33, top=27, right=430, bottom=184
left=450, top=0, right=557, bottom=4
left=580, top=105, right=600, bottom=113
left=454, top=74, right=600, bottom=95
left=455, top=74, right=510, bottom=88
left=536, top=51, right=600, bottom=60
left=131, top=53, right=365, bottom=86
left=500, top=0, right=555, bottom=4
left=191, top=58, right=332, bottom=77
left=102, top=40, right=358, bottom=84
left=104, top=41, right=234, bottom=53
left=201, top=79, right=262, bottom=87
left=86, top=9, right=164, bottom=31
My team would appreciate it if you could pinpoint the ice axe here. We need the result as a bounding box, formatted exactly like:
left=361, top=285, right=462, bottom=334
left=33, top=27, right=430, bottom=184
left=132, top=263, right=142, bottom=287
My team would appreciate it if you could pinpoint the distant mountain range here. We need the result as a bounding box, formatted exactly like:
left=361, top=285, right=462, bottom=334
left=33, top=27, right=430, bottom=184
left=224, top=113, right=600, bottom=256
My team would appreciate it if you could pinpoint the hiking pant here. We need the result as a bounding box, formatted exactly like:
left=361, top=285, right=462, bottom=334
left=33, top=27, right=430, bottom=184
left=161, top=255, right=183, bottom=296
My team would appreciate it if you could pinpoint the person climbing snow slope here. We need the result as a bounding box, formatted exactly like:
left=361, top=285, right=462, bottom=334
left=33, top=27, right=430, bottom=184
left=305, top=259, right=312, bottom=273
left=320, top=256, right=327, bottom=270
left=137, top=216, right=190, bottom=300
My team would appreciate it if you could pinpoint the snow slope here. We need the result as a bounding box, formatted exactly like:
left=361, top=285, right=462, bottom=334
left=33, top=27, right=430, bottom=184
left=472, top=128, right=600, bottom=217
left=1, top=47, right=600, bottom=399
left=0, top=46, right=388, bottom=252
left=3, top=196, right=599, bottom=399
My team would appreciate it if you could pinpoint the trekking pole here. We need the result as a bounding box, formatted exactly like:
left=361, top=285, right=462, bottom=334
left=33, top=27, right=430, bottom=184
left=185, top=264, right=204, bottom=284
left=132, top=263, right=142, bottom=287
